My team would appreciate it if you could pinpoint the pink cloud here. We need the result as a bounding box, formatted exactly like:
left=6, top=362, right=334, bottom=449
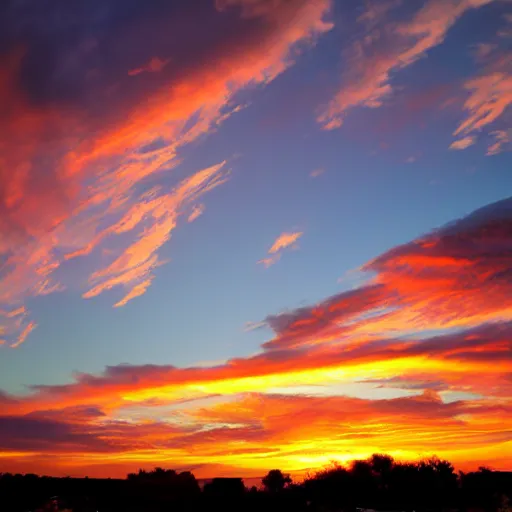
left=318, top=0, right=495, bottom=129
left=487, top=129, right=511, bottom=155
left=10, top=321, right=37, bottom=349
left=258, top=254, right=281, bottom=268
left=128, top=57, right=171, bottom=77
left=472, top=43, right=498, bottom=61
left=450, top=136, right=476, bottom=150
left=310, top=168, right=325, bottom=178
left=453, top=58, right=512, bottom=151
left=188, top=204, right=205, bottom=223
left=259, top=231, right=303, bottom=268
left=114, top=279, right=153, bottom=308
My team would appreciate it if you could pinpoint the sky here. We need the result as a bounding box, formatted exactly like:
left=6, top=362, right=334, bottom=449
left=0, top=0, right=511, bottom=479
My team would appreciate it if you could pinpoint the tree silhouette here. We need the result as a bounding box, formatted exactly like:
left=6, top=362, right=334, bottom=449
left=1, top=453, right=512, bottom=512
left=262, top=469, right=292, bottom=493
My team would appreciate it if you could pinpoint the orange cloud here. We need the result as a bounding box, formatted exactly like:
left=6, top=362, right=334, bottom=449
left=269, top=232, right=302, bottom=254
left=186, top=391, right=512, bottom=470
left=1, top=377, right=511, bottom=477
left=259, top=231, right=303, bottom=267
left=450, top=136, right=476, bottom=150
left=188, top=204, right=205, bottom=223
left=453, top=56, right=512, bottom=152
left=487, top=129, right=511, bottom=155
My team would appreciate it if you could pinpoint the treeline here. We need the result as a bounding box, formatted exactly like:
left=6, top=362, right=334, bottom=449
left=1, top=454, right=511, bottom=512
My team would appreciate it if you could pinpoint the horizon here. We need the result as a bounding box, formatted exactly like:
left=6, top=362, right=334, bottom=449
left=0, top=0, right=511, bottom=479
left=2, top=456, right=511, bottom=483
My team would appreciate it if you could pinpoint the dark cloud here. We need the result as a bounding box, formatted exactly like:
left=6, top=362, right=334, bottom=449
left=0, top=415, right=112, bottom=452
left=359, top=376, right=446, bottom=391
left=264, top=284, right=388, bottom=350
left=0, top=0, right=322, bottom=117
left=0, top=390, right=18, bottom=405
left=26, top=405, right=106, bottom=423
left=368, top=196, right=512, bottom=271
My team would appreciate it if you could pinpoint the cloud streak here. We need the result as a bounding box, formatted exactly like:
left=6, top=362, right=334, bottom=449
left=259, top=231, right=303, bottom=268
left=188, top=204, right=205, bottom=223
left=453, top=54, right=512, bottom=152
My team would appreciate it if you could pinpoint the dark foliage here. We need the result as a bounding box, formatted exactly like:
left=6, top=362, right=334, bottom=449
left=262, top=469, right=292, bottom=493
left=0, top=456, right=511, bottom=512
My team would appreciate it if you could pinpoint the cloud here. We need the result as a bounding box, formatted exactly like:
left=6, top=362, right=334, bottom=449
left=451, top=12, right=512, bottom=153
left=81, top=161, right=228, bottom=304
left=2, top=385, right=510, bottom=476
left=269, top=232, right=302, bottom=253
left=487, top=129, right=511, bottom=155
left=189, top=391, right=512, bottom=453
left=0, top=415, right=111, bottom=453
left=244, top=320, right=267, bottom=332
left=259, top=231, right=303, bottom=267
left=450, top=136, right=476, bottom=150
left=128, top=56, right=171, bottom=77
left=453, top=57, right=512, bottom=149
left=10, top=321, right=37, bottom=349
left=317, top=0, right=494, bottom=129
left=258, top=255, right=281, bottom=268
left=472, top=43, right=498, bottom=61
left=310, top=168, right=325, bottom=178
left=113, top=278, right=153, bottom=308
left=0, top=0, right=333, bottom=345
left=6, top=323, right=512, bottom=418
left=188, top=204, right=205, bottom=223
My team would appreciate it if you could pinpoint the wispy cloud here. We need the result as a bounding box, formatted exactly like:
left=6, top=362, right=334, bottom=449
left=269, top=232, right=303, bottom=254
left=81, top=162, right=228, bottom=305
left=10, top=322, right=37, bottom=349
left=259, top=231, right=303, bottom=268
left=188, top=204, right=205, bottom=223
left=318, top=0, right=494, bottom=130
left=128, top=56, right=171, bottom=77
left=453, top=57, right=512, bottom=152
left=487, top=129, right=511, bottom=155
left=450, top=136, right=476, bottom=150
left=310, top=168, right=325, bottom=178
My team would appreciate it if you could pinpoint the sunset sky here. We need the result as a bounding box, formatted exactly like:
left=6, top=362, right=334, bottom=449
left=0, top=0, right=511, bottom=479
